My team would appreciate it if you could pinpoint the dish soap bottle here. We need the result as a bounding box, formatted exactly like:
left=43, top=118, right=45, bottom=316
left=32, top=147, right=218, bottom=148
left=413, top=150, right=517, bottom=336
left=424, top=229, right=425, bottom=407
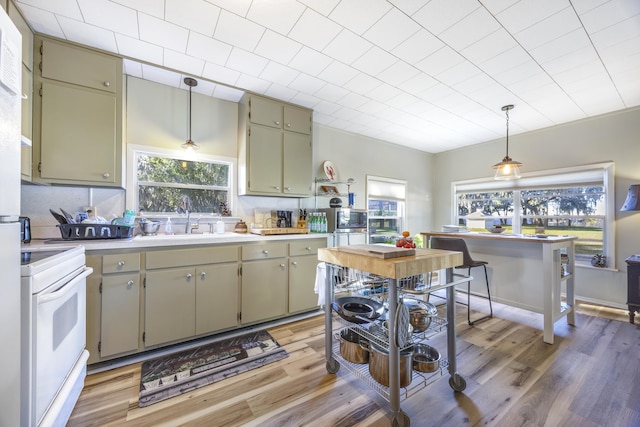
left=164, top=217, right=173, bottom=235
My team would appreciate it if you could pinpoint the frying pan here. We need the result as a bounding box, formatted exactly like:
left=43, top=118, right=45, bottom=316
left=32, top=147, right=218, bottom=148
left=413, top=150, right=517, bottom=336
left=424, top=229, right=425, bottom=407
left=332, top=296, right=385, bottom=324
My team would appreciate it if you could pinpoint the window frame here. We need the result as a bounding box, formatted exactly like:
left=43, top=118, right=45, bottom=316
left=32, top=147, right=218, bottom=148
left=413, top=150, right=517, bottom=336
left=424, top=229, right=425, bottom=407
left=451, top=162, right=615, bottom=268
left=366, top=175, right=407, bottom=244
left=126, top=144, right=236, bottom=215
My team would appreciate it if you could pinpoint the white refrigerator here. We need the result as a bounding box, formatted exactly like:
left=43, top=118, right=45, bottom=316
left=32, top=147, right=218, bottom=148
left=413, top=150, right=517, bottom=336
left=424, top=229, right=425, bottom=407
left=0, top=6, right=23, bottom=427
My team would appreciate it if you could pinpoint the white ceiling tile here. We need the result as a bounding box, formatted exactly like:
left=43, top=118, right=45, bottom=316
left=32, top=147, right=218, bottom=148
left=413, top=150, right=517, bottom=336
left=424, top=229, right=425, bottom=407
left=317, top=61, right=359, bottom=86
left=288, top=47, right=333, bottom=76
left=569, top=0, right=609, bottom=15
left=15, top=4, right=65, bottom=38
left=439, top=7, right=501, bottom=51
left=288, top=8, right=342, bottom=50
left=204, top=0, right=252, bottom=17
left=591, top=15, right=640, bottom=49
left=412, top=0, right=480, bottom=35
left=186, top=32, right=233, bottom=65
left=435, top=60, right=482, bottom=87
left=77, top=0, right=138, bottom=38
left=386, top=92, right=420, bottom=110
left=264, top=83, right=298, bottom=101
left=329, top=0, right=392, bottom=35
left=542, top=47, right=601, bottom=76
left=111, top=0, right=164, bottom=19
left=214, top=10, right=264, bottom=51
left=362, top=8, right=421, bottom=51
left=351, top=46, right=398, bottom=75
left=212, top=84, right=245, bottom=102
left=56, top=16, right=118, bottom=53
left=288, top=73, right=326, bottom=94
left=460, top=28, right=517, bottom=64
left=451, top=72, right=496, bottom=94
left=342, top=73, right=382, bottom=95
left=141, top=63, right=182, bottom=87
left=357, top=99, right=388, bottom=115
left=397, top=73, right=439, bottom=94
left=579, top=0, right=640, bottom=33
left=16, top=0, right=82, bottom=19
left=123, top=59, right=143, bottom=77
left=492, top=61, right=543, bottom=87
left=297, top=0, right=341, bottom=16
left=515, top=6, right=581, bottom=51
left=505, top=71, right=555, bottom=95
left=392, top=29, right=445, bottom=65
left=186, top=78, right=216, bottom=96
left=290, top=92, right=322, bottom=109
left=246, top=0, right=305, bottom=35
left=418, top=83, right=457, bottom=104
left=259, top=61, right=299, bottom=86
left=322, top=29, right=373, bottom=64
left=496, top=0, right=567, bottom=34
left=225, top=48, right=269, bottom=76
left=235, top=73, right=271, bottom=93
left=202, top=61, right=241, bottom=86
left=165, top=0, right=219, bottom=37
left=254, top=30, right=302, bottom=64
left=529, top=29, right=592, bottom=65
left=313, top=100, right=343, bottom=115
left=388, top=0, right=430, bottom=16
left=115, top=34, right=164, bottom=65
left=315, top=83, right=349, bottom=102
left=478, top=0, right=520, bottom=16
left=415, top=46, right=465, bottom=76
left=376, top=61, right=421, bottom=86
left=478, top=46, right=531, bottom=76
left=332, top=107, right=361, bottom=122
left=339, top=92, right=370, bottom=109
left=139, top=13, right=190, bottom=53
left=367, top=83, right=404, bottom=103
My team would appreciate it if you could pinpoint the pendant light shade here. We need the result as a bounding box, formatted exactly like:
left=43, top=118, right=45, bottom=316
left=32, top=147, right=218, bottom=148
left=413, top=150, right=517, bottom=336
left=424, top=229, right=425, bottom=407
left=181, top=77, right=199, bottom=152
left=620, top=185, right=640, bottom=211
left=492, top=104, right=522, bottom=180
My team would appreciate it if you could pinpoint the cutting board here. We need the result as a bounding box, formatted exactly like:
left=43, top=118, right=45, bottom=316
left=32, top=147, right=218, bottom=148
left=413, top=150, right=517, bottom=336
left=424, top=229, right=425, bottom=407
left=336, top=244, right=415, bottom=258
left=251, top=228, right=310, bottom=235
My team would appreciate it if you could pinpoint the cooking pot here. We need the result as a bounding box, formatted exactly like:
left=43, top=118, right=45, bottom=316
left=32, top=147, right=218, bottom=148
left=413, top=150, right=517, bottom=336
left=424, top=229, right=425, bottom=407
left=335, top=328, right=369, bottom=364
left=404, top=298, right=437, bottom=332
left=412, top=344, right=440, bottom=373
left=329, top=197, right=342, bottom=207
left=332, top=296, right=385, bottom=324
left=362, top=341, right=413, bottom=388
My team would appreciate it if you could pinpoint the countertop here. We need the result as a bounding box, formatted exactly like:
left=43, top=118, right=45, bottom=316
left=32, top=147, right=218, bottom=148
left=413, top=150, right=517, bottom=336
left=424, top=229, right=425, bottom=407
left=23, top=232, right=329, bottom=252
left=420, top=231, right=578, bottom=244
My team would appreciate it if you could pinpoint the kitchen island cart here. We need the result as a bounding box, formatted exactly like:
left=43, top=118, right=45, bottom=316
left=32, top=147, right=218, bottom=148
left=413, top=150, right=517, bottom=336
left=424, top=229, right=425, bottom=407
left=318, top=245, right=467, bottom=426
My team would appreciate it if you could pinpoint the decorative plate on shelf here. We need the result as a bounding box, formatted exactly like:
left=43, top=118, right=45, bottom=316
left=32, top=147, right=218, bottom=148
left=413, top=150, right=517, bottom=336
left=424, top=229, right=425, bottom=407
left=323, top=161, right=339, bottom=181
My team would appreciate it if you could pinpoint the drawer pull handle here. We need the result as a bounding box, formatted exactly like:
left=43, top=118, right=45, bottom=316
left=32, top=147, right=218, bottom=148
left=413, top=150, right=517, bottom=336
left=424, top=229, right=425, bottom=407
left=263, top=250, right=269, bottom=255
left=274, top=120, right=280, bottom=126
left=280, top=263, right=285, bottom=269
left=292, top=261, right=298, bottom=267
left=117, top=261, right=125, bottom=267
left=274, top=186, right=280, bottom=190
left=126, top=280, right=133, bottom=290
left=200, top=272, right=206, bottom=279
left=306, top=246, right=311, bottom=251
left=286, top=123, right=291, bottom=128
left=103, top=172, right=110, bottom=179
left=186, top=273, right=192, bottom=281
left=103, top=81, right=110, bottom=87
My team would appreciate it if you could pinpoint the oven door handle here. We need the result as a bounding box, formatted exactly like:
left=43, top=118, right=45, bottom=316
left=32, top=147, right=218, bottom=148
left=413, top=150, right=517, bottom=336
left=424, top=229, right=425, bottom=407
left=38, top=267, right=93, bottom=304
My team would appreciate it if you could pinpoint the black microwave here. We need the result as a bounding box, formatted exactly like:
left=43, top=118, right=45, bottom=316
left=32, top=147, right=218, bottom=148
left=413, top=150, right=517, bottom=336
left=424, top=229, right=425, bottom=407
left=319, top=208, right=367, bottom=233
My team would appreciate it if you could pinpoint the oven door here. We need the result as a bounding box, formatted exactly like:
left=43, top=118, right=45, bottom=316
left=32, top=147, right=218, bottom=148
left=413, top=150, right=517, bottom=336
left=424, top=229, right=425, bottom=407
left=33, top=267, right=92, bottom=425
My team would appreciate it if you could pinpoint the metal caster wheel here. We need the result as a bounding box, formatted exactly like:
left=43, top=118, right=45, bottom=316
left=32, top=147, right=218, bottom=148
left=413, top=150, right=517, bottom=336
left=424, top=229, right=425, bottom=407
left=392, top=410, right=410, bottom=427
left=326, top=359, right=340, bottom=374
left=449, top=374, right=467, bottom=392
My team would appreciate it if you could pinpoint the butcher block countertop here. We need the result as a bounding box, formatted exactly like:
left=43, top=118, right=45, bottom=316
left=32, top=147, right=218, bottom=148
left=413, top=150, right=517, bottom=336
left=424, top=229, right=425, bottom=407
left=318, top=245, right=463, bottom=279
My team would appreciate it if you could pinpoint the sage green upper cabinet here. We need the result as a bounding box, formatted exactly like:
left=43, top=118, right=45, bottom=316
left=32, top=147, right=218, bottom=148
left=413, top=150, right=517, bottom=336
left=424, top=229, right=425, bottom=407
left=238, top=93, right=313, bottom=197
left=33, top=36, right=123, bottom=187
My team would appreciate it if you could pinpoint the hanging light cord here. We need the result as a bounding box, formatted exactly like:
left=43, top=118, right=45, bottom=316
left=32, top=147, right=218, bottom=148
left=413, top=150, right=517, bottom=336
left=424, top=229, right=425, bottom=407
left=188, top=85, right=192, bottom=142
left=504, top=106, right=510, bottom=158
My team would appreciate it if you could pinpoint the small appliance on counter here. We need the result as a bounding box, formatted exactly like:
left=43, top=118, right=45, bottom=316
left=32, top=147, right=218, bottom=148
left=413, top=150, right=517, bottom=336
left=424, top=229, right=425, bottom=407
left=20, top=216, right=31, bottom=243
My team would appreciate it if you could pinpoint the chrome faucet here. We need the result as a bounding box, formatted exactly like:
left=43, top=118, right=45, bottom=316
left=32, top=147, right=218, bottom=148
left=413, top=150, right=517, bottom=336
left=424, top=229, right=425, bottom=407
left=177, top=195, right=196, bottom=234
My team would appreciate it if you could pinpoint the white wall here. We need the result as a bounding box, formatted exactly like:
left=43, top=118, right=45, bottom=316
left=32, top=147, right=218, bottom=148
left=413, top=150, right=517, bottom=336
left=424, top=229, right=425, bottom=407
left=432, top=106, right=640, bottom=308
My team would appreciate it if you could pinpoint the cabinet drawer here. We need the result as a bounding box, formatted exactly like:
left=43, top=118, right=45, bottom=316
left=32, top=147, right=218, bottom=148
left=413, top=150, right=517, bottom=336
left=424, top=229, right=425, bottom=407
left=283, top=105, right=311, bottom=134
left=289, top=239, right=326, bottom=257
left=41, top=38, right=119, bottom=93
left=146, top=246, right=239, bottom=269
left=103, top=253, right=140, bottom=274
left=248, top=95, right=282, bottom=129
left=242, top=243, right=287, bottom=261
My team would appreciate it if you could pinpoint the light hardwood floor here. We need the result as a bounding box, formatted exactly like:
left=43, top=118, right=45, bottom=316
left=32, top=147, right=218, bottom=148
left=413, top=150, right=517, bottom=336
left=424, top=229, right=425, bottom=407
left=68, top=299, right=640, bottom=427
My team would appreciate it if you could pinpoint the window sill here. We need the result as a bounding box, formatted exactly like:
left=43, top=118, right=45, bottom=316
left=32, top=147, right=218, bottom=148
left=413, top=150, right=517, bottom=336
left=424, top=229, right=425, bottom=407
left=575, top=263, right=619, bottom=273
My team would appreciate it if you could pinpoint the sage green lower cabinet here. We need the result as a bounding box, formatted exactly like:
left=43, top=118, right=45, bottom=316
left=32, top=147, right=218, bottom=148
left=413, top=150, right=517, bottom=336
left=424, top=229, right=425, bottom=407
left=195, top=263, right=239, bottom=335
left=101, top=273, right=140, bottom=357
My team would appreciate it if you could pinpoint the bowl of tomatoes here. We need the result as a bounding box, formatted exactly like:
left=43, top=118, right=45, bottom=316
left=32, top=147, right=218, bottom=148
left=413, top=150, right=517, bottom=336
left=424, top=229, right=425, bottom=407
left=395, top=231, right=417, bottom=249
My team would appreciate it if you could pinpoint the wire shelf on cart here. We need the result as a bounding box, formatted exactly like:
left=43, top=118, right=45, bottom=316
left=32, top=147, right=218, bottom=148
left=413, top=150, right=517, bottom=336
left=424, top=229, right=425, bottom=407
left=331, top=340, right=449, bottom=402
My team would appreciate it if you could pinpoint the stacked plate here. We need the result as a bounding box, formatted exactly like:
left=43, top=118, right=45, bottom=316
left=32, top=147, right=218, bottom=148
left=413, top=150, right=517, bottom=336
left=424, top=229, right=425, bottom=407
left=441, top=225, right=469, bottom=233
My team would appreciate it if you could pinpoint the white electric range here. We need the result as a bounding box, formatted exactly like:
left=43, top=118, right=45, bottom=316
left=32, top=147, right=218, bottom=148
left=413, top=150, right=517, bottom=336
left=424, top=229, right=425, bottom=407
left=21, top=245, right=92, bottom=427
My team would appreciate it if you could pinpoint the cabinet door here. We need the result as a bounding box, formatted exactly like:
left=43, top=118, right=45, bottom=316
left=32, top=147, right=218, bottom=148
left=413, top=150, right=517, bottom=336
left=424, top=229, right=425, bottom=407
left=101, top=273, right=140, bottom=358
left=85, top=271, right=102, bottom=365
left=247, top=125, right=282, bottom=194
left=249, top=96, right=282, bottom=129
left=241, top=259, right=288, bottom=324
left=195, top=264, right=239, bottom=335
left=289, top=255, right=320, bottom=313
left=283, top=105, right=311, bottom=134
left=283, top=132, right=312, bottom=195
left=39, top=81, right=117, bottom=184
left=21, top=65, right=32, bottom=180
left=41, top=38, right=118, bottom=93
left=145, top=268, right=196, bottom=347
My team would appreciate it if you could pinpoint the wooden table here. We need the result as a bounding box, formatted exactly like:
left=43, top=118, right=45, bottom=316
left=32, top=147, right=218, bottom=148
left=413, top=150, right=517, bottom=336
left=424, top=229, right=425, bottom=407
left=318, top=246, right=465, bottom=427
left=420, top=232, right=578, bottom=344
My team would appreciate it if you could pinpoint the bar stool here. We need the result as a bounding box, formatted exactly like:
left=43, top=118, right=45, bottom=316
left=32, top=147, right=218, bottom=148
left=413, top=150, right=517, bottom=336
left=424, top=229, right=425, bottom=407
left=429, top=237, right=493, bottom=325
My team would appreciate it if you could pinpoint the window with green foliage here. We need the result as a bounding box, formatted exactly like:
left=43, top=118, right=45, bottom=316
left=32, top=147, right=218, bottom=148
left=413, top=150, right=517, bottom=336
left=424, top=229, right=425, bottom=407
left=454, top=163, right=615, bottom=267
left=134, top=152, right=231, bottom=214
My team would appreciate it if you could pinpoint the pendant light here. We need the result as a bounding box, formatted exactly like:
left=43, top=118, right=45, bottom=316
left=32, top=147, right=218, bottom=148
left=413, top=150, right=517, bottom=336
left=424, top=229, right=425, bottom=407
left=492, top=104, right=522, bottom=180
left=181, top=77, right=199, bottom=152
